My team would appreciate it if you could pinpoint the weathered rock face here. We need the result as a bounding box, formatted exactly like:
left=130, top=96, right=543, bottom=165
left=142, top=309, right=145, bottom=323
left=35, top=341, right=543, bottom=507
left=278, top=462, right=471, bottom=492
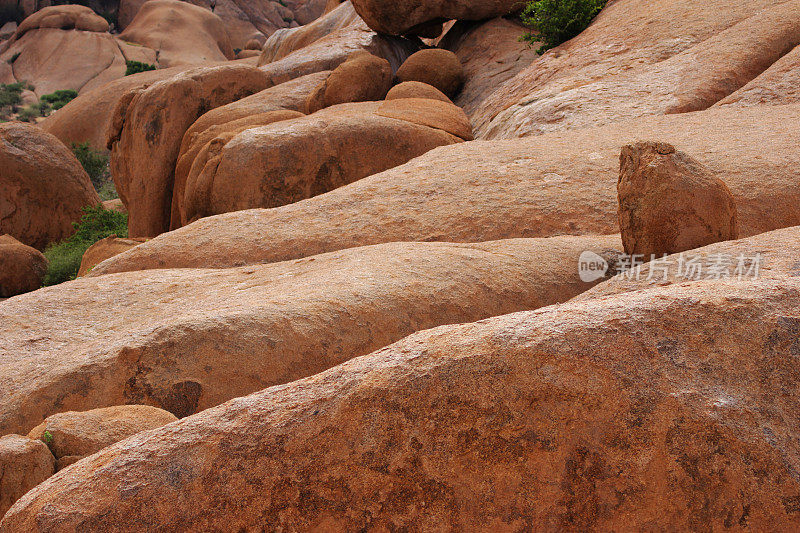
left=385, top=81, right=451, bottom=103
left=715, top=42, right=800, bottom=108
left=304, top=51, right=391, bottom=113
left=119, top=0, right=234, bottom=67
left=259, top=0, right=360, bottom=64
left=27, top=406, right=178, bottom=464
left=439, top=17, right=539, bottom=117
left=41, top=65, right=188, bottom=152
left=0, top=234, right=47, bottom=297
left=617, top=142, right=738, bottom=257
left=173, top=110, right=304, bottom=227
left=472, top=0, right=800, bottom=139
left=577, top=225, right=800, bottom=301
left=0, top=122, right=100, bottom=250
left=350, top=0, right=521, bottom=36
left=257, top=4, right=419, bottom=85
left=0, top=5, right=125, bottom=97
left=0, top=435, right=54, bottom=519
left=180, top=99, right=470, bottom=225
left=0, top=235, right=621, bottom=435
left=108, top=64, right=271, bottom=238
left=93, top=103, right=800, bottom=275
left=77, top=236, right=146, bottom=277
left=6, top=277, right=800, bottom=530
left=395, top=48, right=464, bottom=98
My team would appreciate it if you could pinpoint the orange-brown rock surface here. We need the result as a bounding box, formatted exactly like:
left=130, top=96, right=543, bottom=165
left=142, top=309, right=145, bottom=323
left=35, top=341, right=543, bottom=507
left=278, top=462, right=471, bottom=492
left=617, top=141, right=738, bottom=257
left=0, top=435, right=54, bottom=519
left=395, top=48, right=464, bottom=98
left=118, top=0, right=234, bottom=67
left=108, top=64, right=271, bottom=237
left=93, top=103, right=800, bottom=275
left=577, top=225, right=800, bottom=301
left=473, top=0, right=800, bottom=139
left=6, top=277, right=800, bottom=530
left=385, top=81, right=451, bottom=103
left=180, top=99, right=471, bottom=225
left=0, top=234, right=47, bottom=297
left=715, top=42, right=800, bottom=108
left=304, top=51, right=391, bottom=113
left=350, top=0, right=521, bottom=36
left=77, top=236, right=146, bottom=277
left=0, top=122, right=100, bottom=250
left=27, top=406, right=177, bottom=463
left=0, top=235, right=621, bottom=435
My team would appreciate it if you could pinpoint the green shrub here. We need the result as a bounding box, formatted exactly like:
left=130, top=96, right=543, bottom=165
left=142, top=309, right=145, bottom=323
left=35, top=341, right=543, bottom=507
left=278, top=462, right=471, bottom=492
left=16, top=103, right=46, bottom=122
left=40, top=89, right=78, bottom=110
left=43, top=205, right=128, bottom=286
left=72, top=142, right=110, bottom=188
left=0, top=82, right=25, bottom=108
left=125, top=60, right=156, bottom=76
left=520, top=0, right=607, bottom=55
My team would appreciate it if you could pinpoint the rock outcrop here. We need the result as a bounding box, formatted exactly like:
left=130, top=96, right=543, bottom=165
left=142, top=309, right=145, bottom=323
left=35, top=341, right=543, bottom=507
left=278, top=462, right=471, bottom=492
left=180, top=99, right=471, bottom=225
left=715, top=42, right=800, bottom=108
left=93, top=103, right=800, bottom=275
left=617, top=141, right=738, bottom=257
left=6, top=277, right=800, bottom=530
left=473, top=0, right=800, bottom=139
left=0, top=234, right=47, bottom=297
left=0, top=235, right=621, bottom=435
left=118, top=0, right=234, bottom=67
left=0, top=122, right=100, bottom=250
left=385, top=81, right=451, bottom=103
left=108, top=64, right=271, bottom=237
left=0, top=435, right=54, bottom=519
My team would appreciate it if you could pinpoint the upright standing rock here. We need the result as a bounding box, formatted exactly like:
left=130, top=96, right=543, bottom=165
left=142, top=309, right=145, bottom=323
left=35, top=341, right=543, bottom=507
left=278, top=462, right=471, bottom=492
left=617, top=141, right=738, bottom=257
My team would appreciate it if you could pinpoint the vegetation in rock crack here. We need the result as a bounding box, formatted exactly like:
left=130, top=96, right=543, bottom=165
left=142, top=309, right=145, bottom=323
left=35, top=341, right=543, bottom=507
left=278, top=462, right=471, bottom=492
left=0, top=82, right=26, bottom=113
left=520, top=0, right=608, bottom=54
left=72, top=142, right=116, bottom=201
left=125, top=60, right=157, bottom=76
left=43, top=205, right=128, bottom=286
left=41, top=430, right=53, bottom=445
left=40, top=89, right=78, bottom=111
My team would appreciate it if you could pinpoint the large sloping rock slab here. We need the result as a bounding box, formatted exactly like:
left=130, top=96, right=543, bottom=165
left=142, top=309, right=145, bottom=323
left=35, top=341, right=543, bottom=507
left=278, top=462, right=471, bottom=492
left=179, top=99, right=470, bottom=226
left=714, top=42, right=800, bottom=108
left=118, top=0, right=234, bottom=67
left=472, top=0, right=794, bottom=139
left=0, top=122, right=100, bottom=251
left=576, top=225, right=800, bottom=301
left=350, top=0, right=521, bottom=36
left=0, top=235, right=621, bottom=435
left=93, top=103, right=800, bottom=275
left=5, top=277, right=800, bottom=530
left=108, top=64, right=271, bottom=238
left=476, top=0, right=800, bottom=139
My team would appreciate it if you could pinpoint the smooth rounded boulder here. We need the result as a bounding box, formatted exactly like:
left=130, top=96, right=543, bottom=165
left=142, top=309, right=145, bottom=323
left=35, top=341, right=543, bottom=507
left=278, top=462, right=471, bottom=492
left=385, top=81, right=452, bottom=103
left=0, top=122, right=100, bottom=250
left=0, top=435, right=54, bottom=519
left=617, top=141, right=738, bottom=257
left=27, top=406, right=178, bottom=466
left=395, top=48, right=464, bottom=97
left=5, top=277, right=800, bottom=530
left=107, top=64, right=271, bottom=238
left=0, top=235, right=47, bottom=298
left=180, top=98, right=472, bottom=226
left=304, top=51, right=392, bottom=113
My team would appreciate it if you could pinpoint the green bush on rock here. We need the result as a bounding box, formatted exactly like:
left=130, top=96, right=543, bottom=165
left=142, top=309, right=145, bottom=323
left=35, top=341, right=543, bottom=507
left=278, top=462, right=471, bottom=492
left=43, top=206, right=128, bottom=286
left=125, top=60, right=157, bottom=76
left=521, top=0, right=608, bottom=55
